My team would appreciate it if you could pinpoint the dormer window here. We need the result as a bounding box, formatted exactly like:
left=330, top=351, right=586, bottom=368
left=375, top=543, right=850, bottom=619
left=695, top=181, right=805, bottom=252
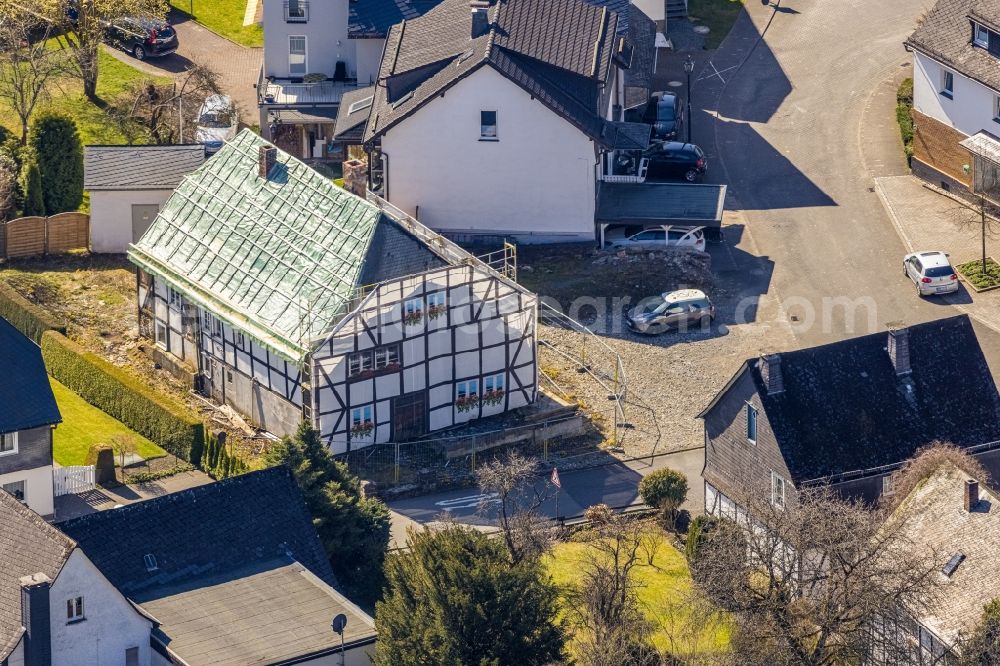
left=975, top=22, right=990, bottom=48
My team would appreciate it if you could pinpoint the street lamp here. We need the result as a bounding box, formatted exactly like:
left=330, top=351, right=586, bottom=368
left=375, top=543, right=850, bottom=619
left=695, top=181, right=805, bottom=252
left=683, top=55, right=695, bottom=144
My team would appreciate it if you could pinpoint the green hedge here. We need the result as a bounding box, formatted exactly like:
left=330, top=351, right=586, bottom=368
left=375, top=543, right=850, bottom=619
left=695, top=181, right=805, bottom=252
left=40, top=331, right=205, bottom=464
left=896, top=78, right=914, bottom=163
left=0, top=281, right=67, bottom=343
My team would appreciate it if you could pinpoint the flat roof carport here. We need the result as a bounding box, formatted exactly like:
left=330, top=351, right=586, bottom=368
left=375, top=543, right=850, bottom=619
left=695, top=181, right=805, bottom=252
left=596, top=182, right=727, bottom=227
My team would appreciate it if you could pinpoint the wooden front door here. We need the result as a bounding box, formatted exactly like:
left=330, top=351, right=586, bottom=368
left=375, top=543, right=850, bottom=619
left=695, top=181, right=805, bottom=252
left=393, top=392, right=427, bottom=442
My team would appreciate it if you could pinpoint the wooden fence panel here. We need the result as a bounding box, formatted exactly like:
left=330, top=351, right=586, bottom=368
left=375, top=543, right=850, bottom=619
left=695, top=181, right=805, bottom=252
left=46, top=212, right=89, bottom=254
left=5, top=217, right=46, bottom=258
left=1, top=213, right=90, bottom=259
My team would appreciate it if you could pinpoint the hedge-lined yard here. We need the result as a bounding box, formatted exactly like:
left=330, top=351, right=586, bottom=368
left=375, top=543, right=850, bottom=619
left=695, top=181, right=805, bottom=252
left=50, top=378, right=166, bottom=467
left=41, top=331, right=205, bottom=464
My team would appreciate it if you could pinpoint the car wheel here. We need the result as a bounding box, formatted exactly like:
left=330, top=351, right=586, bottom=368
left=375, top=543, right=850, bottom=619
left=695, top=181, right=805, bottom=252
left=700, top=314, right=712, bottom=328
left=133, top=45, right=146, bottom=60
left=916, top=282, right=924, bottom=297
left=685, top=169, right=699, bottom=183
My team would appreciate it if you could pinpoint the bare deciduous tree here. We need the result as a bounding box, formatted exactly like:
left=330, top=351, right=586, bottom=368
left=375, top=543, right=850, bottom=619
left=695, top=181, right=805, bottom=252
left=110, top=433, right=137, bottom=471
left=476, top=451, right=553, bottom=564
left=111, top=65, right=221, bottom=145
left=689, top=483, right=942, bottom=666
left=954, top=193, right=1000, bottom=276
left=0, top=10, right=68, bottom=144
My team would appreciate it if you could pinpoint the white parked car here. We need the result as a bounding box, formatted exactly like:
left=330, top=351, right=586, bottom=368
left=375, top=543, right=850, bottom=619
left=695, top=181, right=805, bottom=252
left=605, top=226, right=706, bottom=251
left=904, top=250, right=958, bottom=296
left=195, top=94, right=238, bottom=154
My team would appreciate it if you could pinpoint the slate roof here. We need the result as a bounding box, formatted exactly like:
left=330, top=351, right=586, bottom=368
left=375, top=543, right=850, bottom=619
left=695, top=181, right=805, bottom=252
left=334, top=85, right=377, bottom=142
left=364, top=0, right=625, bottom=146
left=0, top=491, right=75, bottom=660
left=140, top=560, right=376, bottom=665
left=906, top=0, right=1000, bottom=93
left=128, top=129, right=447, bottom=361
left=58, top=467, right=337, bottom=597
left=890, top=462, right=1000, bottom=648
left=349, top=0, right=444, bottom=38
left=0, top=317, right=61, bottom=435
left=624, top=4, right=656, bottom=109
left=709, top=315, right=1000, bottom=483
left=84, top=145, right=206, bottom=191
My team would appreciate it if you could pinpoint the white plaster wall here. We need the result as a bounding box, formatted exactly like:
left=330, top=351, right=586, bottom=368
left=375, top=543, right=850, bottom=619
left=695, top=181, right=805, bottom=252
left=381, top=67, right=598, bottom=241
left=353, top=38, right=385, bottom=86
left=633, top=0, right=664, bottom=22
left=0, top=465, right=53, bottom=517
left=263, top=0, right=355, bottom=78
left=6, top=640, right=24, bottom=666
left=89, top=190, right=171, bottom=254
left=913, top=51, right=997, bottom=136
left=50, top=551, right=152, bottom=666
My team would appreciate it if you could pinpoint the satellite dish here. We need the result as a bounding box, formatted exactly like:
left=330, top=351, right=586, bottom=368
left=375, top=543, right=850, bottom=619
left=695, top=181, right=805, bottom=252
left=332, top=613, right=348, bottom=635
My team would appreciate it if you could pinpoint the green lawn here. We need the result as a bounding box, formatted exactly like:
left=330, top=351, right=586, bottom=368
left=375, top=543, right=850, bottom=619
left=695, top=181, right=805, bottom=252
left=50, top=378, right=167, bottom=467
left=170, top=0, right=263, bottom=47
left=545, top=530, right=731, bottom=659
left=0, top=44, right=168, bottom=146
left=689, top=0, right=745, bottom=49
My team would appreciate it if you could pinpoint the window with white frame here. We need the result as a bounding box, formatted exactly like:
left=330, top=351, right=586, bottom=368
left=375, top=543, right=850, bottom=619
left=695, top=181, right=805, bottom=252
left=350, top=405, right=374, bottom=438
left=976, top=22, right=990, bottom=48
left=0, top=431, right=16, bottom=455
left=882, top=475, right=894, bottom=496
left=168, top=287, right=183, bottom=308
left=403, top=297, right=423, bottom=324
left=483, top=373, right=505, bottom=405
left=203, top=311, right=223, bottom=338
left=426, top=291, right=447, bottom=319
left=746, top=404, right=758, bottom=443
left=155, top=322, right=168, bottom=350
left=285, top=0, right=308, bottom=22
left=236, top=331, right=246, bottom=348
left=456, top=379, right=480, bottom=412
left=480, top=110, right=498, bottom=139
left=771, top=472, right=786, bottom=509
left=289, top=36, right=307, bottom=76
left=66, top=596, right=84, bottom=621
left=941, top=69, right=954, bottom=98
left=348, top=344, right=401, bottom=378
left=1, top=480, right=25, bottom=502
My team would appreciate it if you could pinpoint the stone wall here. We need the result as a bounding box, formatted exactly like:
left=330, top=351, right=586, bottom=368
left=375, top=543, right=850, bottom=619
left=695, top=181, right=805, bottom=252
left=912, top=109, right=973, bottom=188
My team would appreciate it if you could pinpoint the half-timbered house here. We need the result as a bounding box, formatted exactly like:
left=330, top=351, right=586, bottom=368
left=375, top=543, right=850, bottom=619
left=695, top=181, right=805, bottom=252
left=128, top=129, right=537, bottom=453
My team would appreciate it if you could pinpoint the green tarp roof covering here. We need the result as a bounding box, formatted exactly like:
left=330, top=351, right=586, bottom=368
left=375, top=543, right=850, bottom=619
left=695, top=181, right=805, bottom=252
left=128, top=129, right=382, bottom=360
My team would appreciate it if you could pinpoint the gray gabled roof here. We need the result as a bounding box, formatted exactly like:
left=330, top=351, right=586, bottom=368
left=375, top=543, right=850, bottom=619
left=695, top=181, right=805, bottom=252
left=334, top=85, right=377, bottom=142
left=906, top=0, right=1000, bottom=93
left=349, top=0, right=444, bottom=38
left=0, top=317, right=61, bottom=435
left=364, top=0, right=624, bottom=146
left=0, top=492, right=75, bottom=660
left=84, top=145, right=206, bottom=191
left=597, top=182, right=726, bottom=226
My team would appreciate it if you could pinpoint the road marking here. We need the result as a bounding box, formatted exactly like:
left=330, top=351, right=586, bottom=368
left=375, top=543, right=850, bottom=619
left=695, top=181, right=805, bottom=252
left=434, top=493, right=499, bottom=511
left=697, top=61, right=737, bottom=84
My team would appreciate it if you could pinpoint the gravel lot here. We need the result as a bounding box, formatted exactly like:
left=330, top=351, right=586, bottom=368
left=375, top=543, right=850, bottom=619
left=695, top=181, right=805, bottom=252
left=525, top=233, right=796, bottom=458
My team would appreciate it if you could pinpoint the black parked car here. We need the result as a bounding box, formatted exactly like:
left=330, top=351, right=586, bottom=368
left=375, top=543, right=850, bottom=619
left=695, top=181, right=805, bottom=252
left=644, top=141, right=707, bottom=182
left=104, top=17, right=178, bottom=60
left=630, top=91, right=683, bottom=141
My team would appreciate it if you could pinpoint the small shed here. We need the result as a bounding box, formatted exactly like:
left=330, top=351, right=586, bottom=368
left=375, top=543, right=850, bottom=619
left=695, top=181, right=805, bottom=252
left=83, top=145, right=205, bottom=253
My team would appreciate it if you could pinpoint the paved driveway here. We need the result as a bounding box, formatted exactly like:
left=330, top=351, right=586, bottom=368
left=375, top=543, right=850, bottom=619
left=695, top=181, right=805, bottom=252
left=679, top=0, right=1000, bottom=371
left=105, top=10, right=262, bottom=123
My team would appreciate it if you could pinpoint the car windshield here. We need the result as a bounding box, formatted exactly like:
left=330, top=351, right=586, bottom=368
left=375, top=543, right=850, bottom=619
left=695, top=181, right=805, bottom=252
left=657, top=101, right=676, bottom=121
left=199, top=111, right=233, bottom=128
left=648, top=300, right=683, bottom=315
left=924, top=266, right=954, bottom=278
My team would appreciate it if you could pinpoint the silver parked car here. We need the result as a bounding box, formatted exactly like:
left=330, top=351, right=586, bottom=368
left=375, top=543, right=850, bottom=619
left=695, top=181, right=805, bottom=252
left=903, top=250, right=958, bottom=296
left=605, top=226, right=706, bottom=251
left=195, top=94, right=238, bottom=154
left=625, top=289, right=715, bottom=334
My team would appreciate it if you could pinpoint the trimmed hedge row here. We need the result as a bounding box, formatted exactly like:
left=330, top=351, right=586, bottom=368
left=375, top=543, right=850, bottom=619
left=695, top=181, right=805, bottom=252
left=0, top=281, right=67, bottom=343
left=40, top=331, right=205, bottom=464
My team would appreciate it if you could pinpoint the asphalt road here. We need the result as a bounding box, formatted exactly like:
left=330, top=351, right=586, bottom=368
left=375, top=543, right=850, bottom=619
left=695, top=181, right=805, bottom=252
left=695, top=0, right=1000, bottom=369
left=387, top=448, right=705, bottom=545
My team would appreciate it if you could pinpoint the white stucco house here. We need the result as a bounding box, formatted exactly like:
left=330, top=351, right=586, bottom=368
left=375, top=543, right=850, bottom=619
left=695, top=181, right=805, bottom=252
left=83, top=145, right=205, bottom=254
left=356, top=0, right=726, bottom=244
left=0, top=490, right=154, bottom=666
left=0, top=317, right=61, bottom=519
left=906, top=0, right=1000, bottom=196
left=257, top=0, right=446, bottom=159
left=128, top=129, right=538, bottom=453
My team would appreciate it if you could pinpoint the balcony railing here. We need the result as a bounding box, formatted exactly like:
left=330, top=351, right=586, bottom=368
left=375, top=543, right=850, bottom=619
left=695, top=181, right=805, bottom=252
left=284, top=0, right=309, bottom=22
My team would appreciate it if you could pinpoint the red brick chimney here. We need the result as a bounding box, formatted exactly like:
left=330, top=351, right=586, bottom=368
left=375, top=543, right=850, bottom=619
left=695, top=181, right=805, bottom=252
left=965, top=479, right=979, bottom=512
